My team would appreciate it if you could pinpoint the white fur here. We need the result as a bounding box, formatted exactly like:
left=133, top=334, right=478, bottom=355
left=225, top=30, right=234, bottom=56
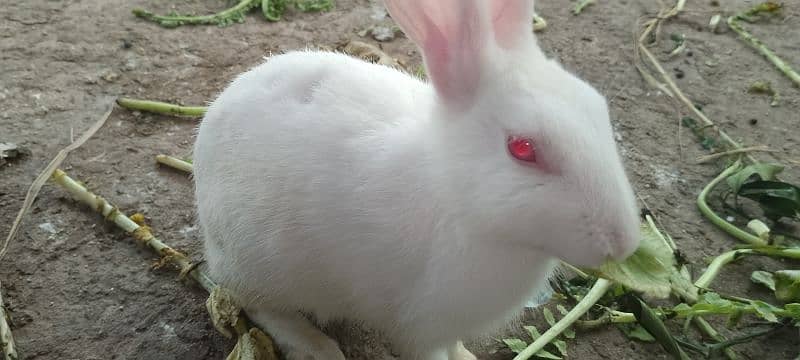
left=193, top=0, right=640, bottom=359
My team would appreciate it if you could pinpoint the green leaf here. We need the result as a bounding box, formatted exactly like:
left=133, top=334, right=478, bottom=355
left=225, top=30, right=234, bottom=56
left=751, top=270, right=777, bottom=291
left=552, top=339, right=568, bottom=356
left=584, top=221, right=692, bottom=299
left=543, top=308, right=556, bottom=326
left=503, top=338, right=528, bottom=354
left=751, top=300, right=780, bottom=322
left=618, top=323, right=656, bottom=342
left=622, top=295, right=690, bottom=360
left=533, top=350, right=562, bottom=359
left=784, top=303, right=800, bottom=320
left=506, top=332, right=562, bottom=359
left=738, top=180, right=800, bottom=220
left=726, top=163, right=784, bottom=194
left=562, top=327, right=576, bottom=339
left=774, top=270, right=800, bottom=303
left=727, top=309, right=744, bottom=327
left=524, top=325, right=541, bottom=340
left=556, top=304, right=569, bottom=316
left=294, top=0, right=333, bottom=12
left=262, top=0, right=288, bottom=21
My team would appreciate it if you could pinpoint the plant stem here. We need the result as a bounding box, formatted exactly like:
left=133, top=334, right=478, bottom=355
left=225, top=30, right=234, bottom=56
left=0, top=282, right=17, bottom=360
left=694, top=249, right=755, bottom=289
left=573, top=0, right=595, bottom=15
left=694, top=246, right=800, bottom=289
left=575, top=309, right=637, bottom=330
left=117, top=98, right=206, bottom=117
left=51, top=169, right=216, bottom=291
left=692, top=317, right=738, bottom=360
left=697, top=160, right=766, bottom=246
left=695, top=146, right=774, bottom=164
left=533, top=14, right=547, bottom=32
left=513, top=279, right=612, bottom=360
left=50, top=169, right=278, bottom=358
left=728, top=12, right=800, bottom=87
left=132, top=0, right=261, bottom=28
left=156, top=155, right=194, bottom=173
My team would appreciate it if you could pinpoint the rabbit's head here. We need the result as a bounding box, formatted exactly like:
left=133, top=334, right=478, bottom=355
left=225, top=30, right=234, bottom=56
left=386, top=0, right=639, bottom=267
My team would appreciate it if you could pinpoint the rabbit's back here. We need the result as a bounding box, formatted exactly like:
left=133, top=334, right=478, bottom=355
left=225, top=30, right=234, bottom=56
left=193, top=50, right=436, bottom=323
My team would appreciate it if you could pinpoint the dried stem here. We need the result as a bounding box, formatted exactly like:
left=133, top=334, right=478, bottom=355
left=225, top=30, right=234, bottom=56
left=50, top=169, right=214, bottom=289
left=695, top=146, right=775, bottom=164
left=156, top=155, right=194, bottom=173
left=50, top=169, right=278, bottom=359
left=533, top=14, right=547, bottom=32
left=116, top=98, right=206, bottom=117
left=728, top=7, right=800, bottom=87
left=1, top=99, right=115, bottom=262
left=0, top=282, right=17, bottom=360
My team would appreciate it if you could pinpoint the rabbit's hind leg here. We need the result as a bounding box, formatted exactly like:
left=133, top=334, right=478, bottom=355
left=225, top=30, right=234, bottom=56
left=246, top=308, right=346, bottom=360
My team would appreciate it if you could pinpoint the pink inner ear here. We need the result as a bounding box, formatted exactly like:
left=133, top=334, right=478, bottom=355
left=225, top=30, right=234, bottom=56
left=489, top=0, right=534, bottom=49
left=384, top=0, right=486, bottom=106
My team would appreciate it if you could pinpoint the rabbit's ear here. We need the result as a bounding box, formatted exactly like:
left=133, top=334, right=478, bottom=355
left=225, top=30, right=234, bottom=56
left=488, top=0, right=535, bottom=49
left=384, top=0, right=487, bottom=107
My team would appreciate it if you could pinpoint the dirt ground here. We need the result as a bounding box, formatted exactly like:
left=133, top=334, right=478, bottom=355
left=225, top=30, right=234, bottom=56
left=1, top=0, right=799, bottom=359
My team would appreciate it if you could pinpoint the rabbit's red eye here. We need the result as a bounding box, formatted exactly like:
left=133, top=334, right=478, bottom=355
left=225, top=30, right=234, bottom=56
left=508, top=136, right=537, bottom=162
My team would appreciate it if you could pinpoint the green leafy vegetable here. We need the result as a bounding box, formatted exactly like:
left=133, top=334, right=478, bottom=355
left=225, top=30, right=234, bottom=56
left=504, top=326, right=563, bottom=359
left=726, top=163, right=784, bottom=195
left=543, top=308, right=556, bottom=327
left=751, top=270, right=776, bottom=291
left=503, top=338, right=529, bottom=354
left=672, top=292, right=800, bottom=323
left=617, top=323, right=656, bottom=342
left=738, top=180, right=800, bottom=221
left=682, top=117, right=719, bottom=150
left=621, top=295, right=690, bottom=360
left=585, top=220, right=694, bottom=300
left=774, top=270, right=800, bottom=303
left=262, top=0, right=289, bottom=21
left=294, top=0, right=334, bottom=12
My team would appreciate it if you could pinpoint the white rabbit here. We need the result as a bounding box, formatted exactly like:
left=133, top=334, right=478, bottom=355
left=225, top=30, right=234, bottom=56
left=192, top=0, right=640, bottom=359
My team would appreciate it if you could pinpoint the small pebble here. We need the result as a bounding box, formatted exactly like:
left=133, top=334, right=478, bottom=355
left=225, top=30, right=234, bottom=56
left=370, top=26, right=395, bottom=42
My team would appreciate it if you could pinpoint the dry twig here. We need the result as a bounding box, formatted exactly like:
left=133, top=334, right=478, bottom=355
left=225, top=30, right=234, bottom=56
left=51, top=169, right=278, bottom=360
left=156, top=155, right=194, bottom=173
left=695, top=146, right=776, bottom=164
left=0, top=282, right=16, bottom=360
left=1, top=98, right=116, bottom=262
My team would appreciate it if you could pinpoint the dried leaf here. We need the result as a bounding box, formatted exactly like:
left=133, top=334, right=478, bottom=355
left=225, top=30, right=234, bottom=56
left=338, top=40, right=405, bottom=70
left=206, top=287, right=242, bottom=339
left=226, top=327, right=278, bottom=360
